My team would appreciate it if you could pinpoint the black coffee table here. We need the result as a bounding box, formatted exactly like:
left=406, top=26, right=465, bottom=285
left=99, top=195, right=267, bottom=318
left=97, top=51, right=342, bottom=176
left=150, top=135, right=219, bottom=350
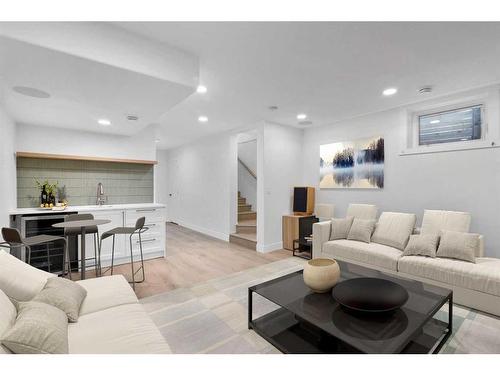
left=248, top=261, right=452, bottom=354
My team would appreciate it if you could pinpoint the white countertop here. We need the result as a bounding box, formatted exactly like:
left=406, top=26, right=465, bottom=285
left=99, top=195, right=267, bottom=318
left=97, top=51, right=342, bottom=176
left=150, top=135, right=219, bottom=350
left=9, top=203, right=165, bottom=216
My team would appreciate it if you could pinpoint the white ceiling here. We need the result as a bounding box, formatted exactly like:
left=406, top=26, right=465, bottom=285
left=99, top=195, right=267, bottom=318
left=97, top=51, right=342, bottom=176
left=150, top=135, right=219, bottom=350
left=0, top=24, right=197, bottom=136
left=115, top=22, right=500, bottom=148
left=3, top=22, right=500, bottom=149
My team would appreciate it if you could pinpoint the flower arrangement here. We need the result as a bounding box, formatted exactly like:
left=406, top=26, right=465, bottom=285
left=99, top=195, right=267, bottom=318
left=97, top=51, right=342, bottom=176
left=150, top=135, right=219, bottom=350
left=34, top=178, right=58, bottom=207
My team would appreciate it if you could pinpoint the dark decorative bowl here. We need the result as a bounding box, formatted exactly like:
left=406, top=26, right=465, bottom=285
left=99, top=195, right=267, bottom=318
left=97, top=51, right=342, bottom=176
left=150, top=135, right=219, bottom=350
left=332, top=277, right=409, bottom=314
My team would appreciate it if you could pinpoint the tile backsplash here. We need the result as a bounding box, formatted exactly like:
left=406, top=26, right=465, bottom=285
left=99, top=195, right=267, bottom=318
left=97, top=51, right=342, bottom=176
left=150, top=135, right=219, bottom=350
left=17, top=157, right=154, bottom=208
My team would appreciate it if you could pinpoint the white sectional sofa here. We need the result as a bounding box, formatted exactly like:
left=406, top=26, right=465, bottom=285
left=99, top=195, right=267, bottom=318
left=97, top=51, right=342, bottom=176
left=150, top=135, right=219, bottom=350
left=313, top=205, right=500, bottom=316
left=0, top=250, right=170, bottom=354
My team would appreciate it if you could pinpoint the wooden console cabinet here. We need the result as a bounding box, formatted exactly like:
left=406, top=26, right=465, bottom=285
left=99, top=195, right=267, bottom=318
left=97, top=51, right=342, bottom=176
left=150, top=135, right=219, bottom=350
left=282, top=214, right=315, bottom=250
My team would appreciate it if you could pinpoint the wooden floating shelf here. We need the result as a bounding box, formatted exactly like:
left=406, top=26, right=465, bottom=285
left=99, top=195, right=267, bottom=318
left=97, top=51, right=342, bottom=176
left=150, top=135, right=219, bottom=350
left=16, top=151, right=158, bottom=165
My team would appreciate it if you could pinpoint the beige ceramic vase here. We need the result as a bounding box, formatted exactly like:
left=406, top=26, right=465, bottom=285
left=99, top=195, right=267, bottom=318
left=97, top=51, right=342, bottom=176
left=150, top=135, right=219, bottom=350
left=303, top=258, right=340, bottom=293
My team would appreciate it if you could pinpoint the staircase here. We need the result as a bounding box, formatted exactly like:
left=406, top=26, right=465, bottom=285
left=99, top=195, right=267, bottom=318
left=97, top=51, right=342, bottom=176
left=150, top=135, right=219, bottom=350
left=229, top=192, right=257, bottom=250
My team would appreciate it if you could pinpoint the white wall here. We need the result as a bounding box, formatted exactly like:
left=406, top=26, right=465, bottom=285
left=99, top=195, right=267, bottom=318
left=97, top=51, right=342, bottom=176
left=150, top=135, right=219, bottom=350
left=155, top=149, right=169, bottom=209
left=303, top=96, right=500, bottom=257
left=0, top=107, right=16, bottom=241
left=257, top=122, right=303, bottom=252
left=157, top=122, right=305, bottom=251
left=238, top=139, right=257, bottom=173
left=164, top=132, right=236, bottom=241
left=238, top=139, right=257, bottom=209
left=16, top=123, right=157, bottom=161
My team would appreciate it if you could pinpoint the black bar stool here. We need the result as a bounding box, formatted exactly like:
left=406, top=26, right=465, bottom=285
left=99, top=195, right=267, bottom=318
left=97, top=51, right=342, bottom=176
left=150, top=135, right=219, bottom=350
left=1, top=227, right=67, bottom=274
left=100, top=217, right=147, bottom=290
left=64, top=213, right=100, bottom=279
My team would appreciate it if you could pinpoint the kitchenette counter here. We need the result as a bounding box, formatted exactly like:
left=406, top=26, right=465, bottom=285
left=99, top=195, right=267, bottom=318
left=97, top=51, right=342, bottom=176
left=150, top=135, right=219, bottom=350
left=8, top=202, right=168, bottom=266
left=9, top=203, right=165, bottom=216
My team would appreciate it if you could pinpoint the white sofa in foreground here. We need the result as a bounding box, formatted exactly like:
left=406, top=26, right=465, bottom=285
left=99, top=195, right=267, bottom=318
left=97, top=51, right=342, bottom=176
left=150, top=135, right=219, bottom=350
left=0, top=250, right=170, bottom=354
left=313, top=205, right=500, bottom=316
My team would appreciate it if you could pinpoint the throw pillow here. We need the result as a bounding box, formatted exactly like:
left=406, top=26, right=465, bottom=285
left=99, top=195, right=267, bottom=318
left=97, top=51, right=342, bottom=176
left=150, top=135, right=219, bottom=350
left=436, top=230, right=479, bottom=263
left=33, top=277, right=87, bottom=322
left=1, top=301, right=68, bottom=354
left=330, top=217, right=354, bottom=240
left=347, top=219, right=376, bottom=243
left=402, top=234, right=439, bottom=258
left=371, top=212, right=417, bottom=250
left=0, top=250, right=55, bottom=302
left=0, top=289, right=17, bottom=354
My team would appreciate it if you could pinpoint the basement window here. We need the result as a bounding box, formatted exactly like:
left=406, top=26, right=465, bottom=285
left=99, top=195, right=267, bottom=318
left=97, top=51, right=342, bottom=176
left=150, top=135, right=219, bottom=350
left=418, top=104, right=483, bottom=146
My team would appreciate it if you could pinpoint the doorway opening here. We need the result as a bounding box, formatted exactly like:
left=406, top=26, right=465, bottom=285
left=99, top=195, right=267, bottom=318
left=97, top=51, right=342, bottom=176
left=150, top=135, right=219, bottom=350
left=230, top=132, right=257, bottom=250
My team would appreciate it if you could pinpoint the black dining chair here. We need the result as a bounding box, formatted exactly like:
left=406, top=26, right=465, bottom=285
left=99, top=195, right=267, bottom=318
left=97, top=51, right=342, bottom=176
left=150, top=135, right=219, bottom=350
left=64, top=213, right=101, bottom=279
left=1, top=227, right=67, bottom=274
left=100, top=217, right=148, bottom=290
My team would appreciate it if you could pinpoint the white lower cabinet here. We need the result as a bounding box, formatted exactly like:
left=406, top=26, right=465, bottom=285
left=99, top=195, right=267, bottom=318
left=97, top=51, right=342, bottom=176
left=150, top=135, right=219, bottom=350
left=79, top=210, right=125, bottom=268
left=125, top=207, right=166, bottom=261
left=77, top=205, right=166, bottom=268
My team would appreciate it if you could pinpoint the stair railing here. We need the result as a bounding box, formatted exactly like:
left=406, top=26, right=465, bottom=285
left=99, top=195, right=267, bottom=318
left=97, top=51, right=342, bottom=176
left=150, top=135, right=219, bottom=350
left=238, top=158, right=257, bottom=179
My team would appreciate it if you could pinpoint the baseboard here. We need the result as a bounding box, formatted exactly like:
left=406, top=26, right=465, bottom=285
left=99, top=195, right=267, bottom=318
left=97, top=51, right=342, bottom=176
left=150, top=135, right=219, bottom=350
left=174, top=220, right=230, bottom=242
left=257, top=241, right=283, bottom=253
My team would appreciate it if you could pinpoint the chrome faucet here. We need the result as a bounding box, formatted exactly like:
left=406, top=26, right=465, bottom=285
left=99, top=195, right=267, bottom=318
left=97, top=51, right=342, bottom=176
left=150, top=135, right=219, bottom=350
left=96, top=182, right=106, bottom=205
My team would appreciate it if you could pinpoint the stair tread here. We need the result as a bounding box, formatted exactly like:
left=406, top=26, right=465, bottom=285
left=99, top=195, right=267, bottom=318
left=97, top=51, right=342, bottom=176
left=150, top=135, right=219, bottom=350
left=230, top=232, right=257, bottom=242
left=236, top=223, right=256, bottom=227
left=238, top=219, right=256, bottom=225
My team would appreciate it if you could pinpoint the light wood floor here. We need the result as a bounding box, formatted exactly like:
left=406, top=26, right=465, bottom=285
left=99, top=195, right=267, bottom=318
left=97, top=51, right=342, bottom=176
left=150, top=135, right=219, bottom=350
left=74, top=223, right=291, bottom=299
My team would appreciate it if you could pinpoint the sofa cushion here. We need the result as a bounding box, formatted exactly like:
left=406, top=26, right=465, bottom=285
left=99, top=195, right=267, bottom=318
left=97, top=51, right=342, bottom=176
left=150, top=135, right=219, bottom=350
left=372, top=212, right=416, bottom=250
left=76, top=275, right=138, bottom=316
left=421, top=209, right=471, bottom=236
left=33, top=277, right=87, bottom=322
left=68, top=303, right=171, bottom=354
left=0, top=290, right=16, bottom=354
left=402, top=234, right=439, bottom=258
left=0, top=250, right=55, bottom=302
left=346, top=204, right=378, bottom=220
left=398, top=256, right=500, bottom=297
left=330, top=217, right=354, bottom=240
left=2, top=301, right=68, bottom=354
left=315, top=204, right=334, bottom=221
left=436, top=230, right=479, bottom=263
left=322, top=239, right=402, bottom=271
left=347, top=219, right=376, bottom=243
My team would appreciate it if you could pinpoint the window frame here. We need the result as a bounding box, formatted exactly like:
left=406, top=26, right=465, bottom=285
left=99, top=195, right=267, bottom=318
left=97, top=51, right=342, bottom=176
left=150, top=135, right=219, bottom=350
left=401, top=92, right=499, bottom=156
left=414, top=102, right=486, bottom=147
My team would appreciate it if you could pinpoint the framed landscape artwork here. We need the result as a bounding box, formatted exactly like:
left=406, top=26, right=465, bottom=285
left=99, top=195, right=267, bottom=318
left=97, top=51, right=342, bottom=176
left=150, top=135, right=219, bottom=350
left=320, top=136, right=384, bottom=189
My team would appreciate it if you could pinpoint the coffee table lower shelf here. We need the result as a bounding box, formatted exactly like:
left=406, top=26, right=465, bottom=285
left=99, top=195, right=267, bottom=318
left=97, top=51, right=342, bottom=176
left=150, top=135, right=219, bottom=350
left=249, top=307, right=450, bottom=354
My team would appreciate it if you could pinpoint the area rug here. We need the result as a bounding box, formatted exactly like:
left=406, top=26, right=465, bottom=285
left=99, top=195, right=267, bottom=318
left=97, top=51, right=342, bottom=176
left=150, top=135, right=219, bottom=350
left=140, top=257, right=500, bottom=354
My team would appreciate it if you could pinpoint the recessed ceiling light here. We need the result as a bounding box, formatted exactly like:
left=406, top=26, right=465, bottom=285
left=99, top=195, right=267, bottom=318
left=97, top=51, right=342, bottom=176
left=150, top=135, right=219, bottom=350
left=155, top=139, right=160, bottom=143
left=297, top=113, right=307, bottom=120
left=430, top=120, right=440, bottom=124
left=419, top=86, right=433, bottom=94
left=97, top=119, right=111, bottom=126
left=198, top=116, right=208, bottom=123
left=126, top=115, right=139, bottom=121
left=382, top=88, right=398, bottom=96
left=196, top=85, right=207, bottom=94
left=12, top=86, right=50, bottom=99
